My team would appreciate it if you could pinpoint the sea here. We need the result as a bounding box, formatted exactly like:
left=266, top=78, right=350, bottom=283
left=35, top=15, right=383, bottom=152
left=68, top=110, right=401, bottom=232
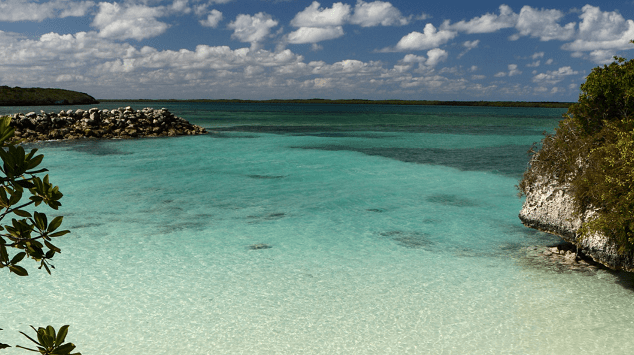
left=2, top=102, right=634, bottom=354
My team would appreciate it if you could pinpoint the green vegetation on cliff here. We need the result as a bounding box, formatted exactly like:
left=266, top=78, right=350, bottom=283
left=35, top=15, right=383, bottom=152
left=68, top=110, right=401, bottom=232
left=0, top=86, right=98, bottom=106
left=519, top=56, right=634, bottom=253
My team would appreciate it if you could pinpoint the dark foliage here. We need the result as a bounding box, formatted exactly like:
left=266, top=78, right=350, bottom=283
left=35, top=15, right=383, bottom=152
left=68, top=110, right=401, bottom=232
left=519, top=56, right=634, bottom=253
left=0, top=115, right=80, bottom=353
left=16, top=325, right=80, bottom=355
left=0, top=86, right=98, bottom=106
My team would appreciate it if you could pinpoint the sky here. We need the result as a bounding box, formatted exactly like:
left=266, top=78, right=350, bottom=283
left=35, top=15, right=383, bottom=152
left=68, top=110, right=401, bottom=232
left=1, top=1, right=634, bottom=101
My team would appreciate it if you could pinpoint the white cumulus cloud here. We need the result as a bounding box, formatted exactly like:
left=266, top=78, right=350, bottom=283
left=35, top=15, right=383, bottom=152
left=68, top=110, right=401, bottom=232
left=441, top=5, right=517, bottom=34
left=508, top=64, right=521, bottom=76
left=287, top=26, right=344, bottom=44
left=290, top=1, right=351, bottom=27
left=578, top=5, right=630, bottom=42
left=0, top=0, right=95, bottom=22
left=532, top=66, right=579, bottom=85
left=589, top=49, right=618, bottom=64
left=392, top=23, right=457, bottom=51
left=200, top=9, right=223, bottom=28
left=562, top=5, right=634, bottom=58
left=350, top=0, right=409, bottom=27
left=531, top=52, right=544, bottom=59
left=494, top=64, right=522, bottom=78
left=92, top=2, right=170, bottom=41
left=171, top=0, right=190, bottom=13
left=401, top=54, right=426, bottom=63
left=513, top=6, right=576, bottom=41
left=398, top=48, right=448, bottom=70
left=425, top=48, right=448, bottom=67
left=228, top=12, right=279, bottom=46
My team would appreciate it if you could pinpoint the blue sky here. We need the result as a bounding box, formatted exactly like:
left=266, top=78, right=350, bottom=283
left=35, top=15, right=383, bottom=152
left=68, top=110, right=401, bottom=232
left=1, top=0, right=634, bottom=101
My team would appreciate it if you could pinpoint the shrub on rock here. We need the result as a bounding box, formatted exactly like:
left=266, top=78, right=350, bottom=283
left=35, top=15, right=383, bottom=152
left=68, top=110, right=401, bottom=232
left=519, top=56, right=634, bottom=253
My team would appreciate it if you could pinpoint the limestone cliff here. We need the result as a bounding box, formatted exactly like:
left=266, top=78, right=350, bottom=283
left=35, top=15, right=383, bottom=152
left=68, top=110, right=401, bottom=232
left=519, top=178, right=634, bottom=271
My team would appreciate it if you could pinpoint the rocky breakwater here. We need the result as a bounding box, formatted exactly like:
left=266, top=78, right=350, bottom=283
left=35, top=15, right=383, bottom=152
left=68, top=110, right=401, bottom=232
left=8, top=106, right=206, bottom=142
left=519, top=177, right=634, bottom=271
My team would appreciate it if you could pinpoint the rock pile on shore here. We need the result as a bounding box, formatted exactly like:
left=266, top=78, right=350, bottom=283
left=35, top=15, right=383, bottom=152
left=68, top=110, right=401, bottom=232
left=524, top=244, right=601, bottom=273
left=6, top=106, right=206, bottom=142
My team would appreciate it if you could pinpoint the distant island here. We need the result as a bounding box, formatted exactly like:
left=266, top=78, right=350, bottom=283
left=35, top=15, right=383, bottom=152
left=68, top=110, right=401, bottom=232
left=100, top=98, right=572, bottom=108
left=0, top=86, right=99, bottom=106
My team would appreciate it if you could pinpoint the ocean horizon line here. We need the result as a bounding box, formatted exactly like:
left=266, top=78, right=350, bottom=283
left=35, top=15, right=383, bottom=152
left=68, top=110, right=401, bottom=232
left=97, top=98, right=573, bottom=108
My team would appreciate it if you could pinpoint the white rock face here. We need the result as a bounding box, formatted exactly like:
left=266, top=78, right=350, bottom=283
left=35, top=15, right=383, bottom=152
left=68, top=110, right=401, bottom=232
left=519, top=177, right=634, bottom=271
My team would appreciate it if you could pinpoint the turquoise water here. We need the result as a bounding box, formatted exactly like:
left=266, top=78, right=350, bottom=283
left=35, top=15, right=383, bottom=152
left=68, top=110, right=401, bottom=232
left=3, top=103, right=634, bottom=354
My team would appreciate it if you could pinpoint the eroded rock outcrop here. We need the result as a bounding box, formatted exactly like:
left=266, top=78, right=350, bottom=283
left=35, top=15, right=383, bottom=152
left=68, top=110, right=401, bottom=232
left=7, top=106, right=206, bottom=142
left=519, top=177, right=634, bottom=271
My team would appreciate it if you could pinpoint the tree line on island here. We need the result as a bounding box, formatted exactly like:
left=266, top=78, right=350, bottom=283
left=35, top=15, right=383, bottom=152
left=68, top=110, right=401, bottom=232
left=104, top=98, right=572, bottom=108
left=0, top=87, right=98, bottom=106
left=1, top=85, right=572, bottom=108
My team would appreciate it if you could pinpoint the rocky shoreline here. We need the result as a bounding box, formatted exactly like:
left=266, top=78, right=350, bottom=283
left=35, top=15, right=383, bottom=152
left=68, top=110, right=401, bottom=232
left=519, top=177, right=634, bottom=272
left=6, top=107, right=206, bottom=142
left=524, top=243, right=603, bottom=273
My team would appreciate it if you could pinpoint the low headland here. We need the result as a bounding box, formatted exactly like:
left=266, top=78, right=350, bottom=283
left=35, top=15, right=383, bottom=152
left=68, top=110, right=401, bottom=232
left=518, top=58, right=634, bottom=272
left=5, top=107, right=206, bottom=143
left=0, top=86, right=99, bottom=106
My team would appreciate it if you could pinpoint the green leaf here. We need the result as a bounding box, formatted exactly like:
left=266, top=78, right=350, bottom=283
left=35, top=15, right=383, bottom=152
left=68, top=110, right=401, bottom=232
left=55, top=326, right=69, bottom=347
left=10, top=251, right=26, bottom=264
left=8, top=187, right=23, bottom=206
left=0, top=244, right=8, bottom=263
left=9, top=264, right=28, bottom=276
left=0, top=188, right=9, bottom=208
left=48, top=216, right=63, bottom=233
left=35, top=328, right=46, bottom=349
left=51, top=342, right=76, bottom=355
left=24, top=148, right=37, bottom=161
left=33, top=212, right=47, bottom=231
left=25, top=154, right=43, bottom=171
left=15, top=179, right=35, bottom=189
left=44, top=240, right=61, bottom=253
left=13, top=209, right=32, bottom=218
left=43, top=326, right=55, bottom=348
left=48, top=230, right=70, bottom=238
left=0, top=149, right=12, bottom=167
left=24, top=168, right=48, bottom=175
left=42, top=261, right=51, bottom=275
left=0, top=124, right=15, bottom=145
left=29, top=196, right=43, bottom=206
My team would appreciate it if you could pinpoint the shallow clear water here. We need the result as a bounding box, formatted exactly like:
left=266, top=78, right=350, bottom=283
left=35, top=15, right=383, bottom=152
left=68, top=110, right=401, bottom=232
left=3, top=103, right=634, bottom=354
